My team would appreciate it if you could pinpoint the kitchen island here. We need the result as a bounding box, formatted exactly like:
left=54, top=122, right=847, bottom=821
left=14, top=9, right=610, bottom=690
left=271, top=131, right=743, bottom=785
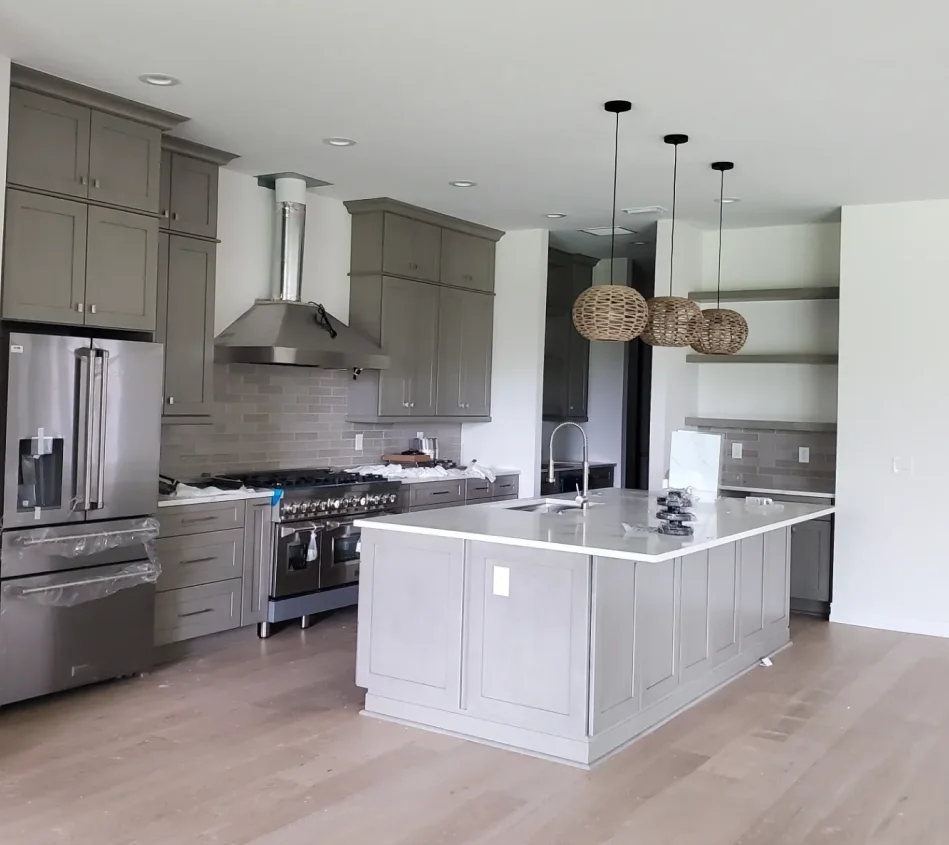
left=354, top=489, right=835, bottom=767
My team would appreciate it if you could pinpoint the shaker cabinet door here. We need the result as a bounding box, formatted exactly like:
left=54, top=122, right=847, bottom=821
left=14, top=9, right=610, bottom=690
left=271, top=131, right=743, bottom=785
left=169, top=154, right=219, bottom=238
left=7, top=89, right=91, bottom=198
left=1, top=190, right=87, bottom=325
left=382, top=213, right=441, bottom=282
left=566, top=262, right=592, bottom=419
left=88, top=111, right=162, bottom=213
left=542, top=255, right=572, bottom=418
left=436, top=287, right=493, bottom=416
left=161, top=237, right=216, bottom=416
left=440, top=229, right=495, bottom=292
left=85, top=207, right=159, bottom=331
left=378, top=277, right=439, bottom=416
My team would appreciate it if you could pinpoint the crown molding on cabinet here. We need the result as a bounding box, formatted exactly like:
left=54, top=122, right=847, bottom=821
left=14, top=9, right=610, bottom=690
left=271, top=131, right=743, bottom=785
left=344, top=197, right=504, bottom=242
left=162, top=135, right=239, bottom=167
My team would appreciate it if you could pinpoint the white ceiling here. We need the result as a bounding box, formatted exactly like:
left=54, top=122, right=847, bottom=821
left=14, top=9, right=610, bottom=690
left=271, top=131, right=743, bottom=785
left=1, top=0, right=947, bottom=242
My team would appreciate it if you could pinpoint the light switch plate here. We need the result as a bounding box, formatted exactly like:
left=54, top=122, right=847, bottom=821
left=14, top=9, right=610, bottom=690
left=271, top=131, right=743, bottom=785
left=798, top=446, right=810, bottom=464
left=354, top=433, right=364, bottom=451
left=492, top=565, right=510, bottom=597
left=731, top=442, right=743, bottom=460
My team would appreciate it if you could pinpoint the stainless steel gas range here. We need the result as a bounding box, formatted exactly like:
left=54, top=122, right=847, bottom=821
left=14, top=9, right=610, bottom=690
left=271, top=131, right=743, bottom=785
left=216, top=469, right=400, bottom=638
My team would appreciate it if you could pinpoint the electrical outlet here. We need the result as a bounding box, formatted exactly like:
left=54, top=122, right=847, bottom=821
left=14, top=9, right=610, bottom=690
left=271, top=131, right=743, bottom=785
left=731, top=442, right=743, bottom=460
left=416, top=431, right=424, bottom=439
left=492, top=565, right=510, bottom=597
left=355, top=433, right=364, bottom=451
left=798, top=446, right=810, bottom=464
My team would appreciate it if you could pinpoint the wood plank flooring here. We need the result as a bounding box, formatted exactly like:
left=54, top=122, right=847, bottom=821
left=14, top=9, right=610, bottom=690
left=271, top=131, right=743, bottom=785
left=2, top=612, right=948, bottom=844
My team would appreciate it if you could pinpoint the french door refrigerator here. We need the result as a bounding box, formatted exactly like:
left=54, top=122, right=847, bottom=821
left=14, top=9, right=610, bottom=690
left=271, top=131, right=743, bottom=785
left=0, top=331, right=163, bottom=706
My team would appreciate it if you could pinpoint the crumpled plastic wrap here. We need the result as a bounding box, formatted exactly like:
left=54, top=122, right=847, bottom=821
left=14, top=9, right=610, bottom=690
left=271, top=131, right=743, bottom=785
left=2, top=517, right=161, bottom=608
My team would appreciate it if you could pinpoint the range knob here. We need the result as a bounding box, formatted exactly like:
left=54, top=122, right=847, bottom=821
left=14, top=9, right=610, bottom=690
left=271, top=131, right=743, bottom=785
left=359, top=495, right=368, bottom=506
left=387, top=493, right=398, bottom=504
left=369, top=494, right=380, bottom=506
left=318, top=499, right=329, bottom=510
left=330, top=498, right=341, bottom=510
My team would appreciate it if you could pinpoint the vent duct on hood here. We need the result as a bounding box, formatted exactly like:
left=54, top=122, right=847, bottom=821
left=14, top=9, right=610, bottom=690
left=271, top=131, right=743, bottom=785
left=215, top=174, right=390, bottom=370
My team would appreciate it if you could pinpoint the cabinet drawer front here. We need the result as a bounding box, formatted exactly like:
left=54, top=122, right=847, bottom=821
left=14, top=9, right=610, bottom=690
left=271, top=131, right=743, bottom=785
left=154, top=579, right=242, bottom=645
left=440, top=229, right=495, bottom=292
left=492, top=475, right=519, bottom=498
left=158, top=501, right=245, bottom=537
left=155, top=528, right=244, bottom=592
left=383, top=213, right=441, bottom=282
left=465, top=478, right=493, bottom=500
left=409, top=480, right=465, bottom=508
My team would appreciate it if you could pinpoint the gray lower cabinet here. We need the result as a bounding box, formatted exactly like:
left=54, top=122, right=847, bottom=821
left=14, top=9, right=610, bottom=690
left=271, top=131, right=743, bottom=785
left=790, top=517, right=833, bottom=614
left=7, top=88, right=91, bottom=199
left=356, top=532, right=465, bottom=709
left=435, top=287, right=493, bottom=416
left=463, top=541, right=591, bottom=738
left=378, top=277, right=439, bottom=416
left=440, top=228, right=495, bottom=292
left=84, top=206, right=159, bottom=331
left=162, top=152, right=219, bottom=239
left=88, top=110, right=162, bottom=213
left=155, top=499, right=273, bottom=645
left=636, top=557, right=680, bottom=707
left=2, top=190, right=87, bottom=324
left=157, top=235, right=216, bottom=417
left=739, top=529, right=790, bottom=651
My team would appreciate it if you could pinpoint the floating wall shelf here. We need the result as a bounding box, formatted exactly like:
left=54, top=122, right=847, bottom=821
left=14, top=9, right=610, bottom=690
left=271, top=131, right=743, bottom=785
left=687, top=286, right=840, bottom=303
left=686, top=353, right=839, bottom=365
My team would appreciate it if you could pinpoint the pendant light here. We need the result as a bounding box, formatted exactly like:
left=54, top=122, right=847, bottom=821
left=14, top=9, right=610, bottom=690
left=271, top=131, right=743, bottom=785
left=691, top=162, right=749, bottom=355
left=642, top=134, right=702, bottom=347
left=572, top=101, right=648, bottom=342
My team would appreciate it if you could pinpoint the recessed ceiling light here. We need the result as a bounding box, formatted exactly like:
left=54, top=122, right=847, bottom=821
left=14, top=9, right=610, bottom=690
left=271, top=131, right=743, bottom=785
left=714, top=197, right=741, bottom=204
left=546, top=213, right=567, bottom=219
left=449, top=180, right=477, bottom=188
left=323, top=137, right=357, bottom=147
left=581, top=226, right=635, bottom=237
left=138, top=73, right=180, bottom=87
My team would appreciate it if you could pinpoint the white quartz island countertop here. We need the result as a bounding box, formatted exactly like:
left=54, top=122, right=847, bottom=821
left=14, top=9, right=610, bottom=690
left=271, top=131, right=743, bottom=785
left=158, top=487, right=273, bottom=508
left=356, top=488, right=835, bottom=562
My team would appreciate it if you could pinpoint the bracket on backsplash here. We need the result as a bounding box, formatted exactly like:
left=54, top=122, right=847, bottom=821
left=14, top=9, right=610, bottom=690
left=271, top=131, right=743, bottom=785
left=351, top=368, right=362, bottom=380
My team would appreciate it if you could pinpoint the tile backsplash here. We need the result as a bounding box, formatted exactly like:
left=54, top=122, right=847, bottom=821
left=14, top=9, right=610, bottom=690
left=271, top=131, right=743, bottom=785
left=686, top=417, right=837, bottom=494
left=160, top=364, right=462, bottom=479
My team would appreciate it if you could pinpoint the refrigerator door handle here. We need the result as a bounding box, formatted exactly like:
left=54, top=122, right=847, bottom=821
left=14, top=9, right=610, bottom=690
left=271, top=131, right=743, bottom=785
left=75, top=349, right=95, bottom=511
left=96, top=350, right=110, bottom=508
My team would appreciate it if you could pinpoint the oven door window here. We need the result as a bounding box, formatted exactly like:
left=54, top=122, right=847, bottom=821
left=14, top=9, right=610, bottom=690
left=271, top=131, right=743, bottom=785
left=273, top=524, right=324, bottom=599
left=320, top=522, right=361, bottom=589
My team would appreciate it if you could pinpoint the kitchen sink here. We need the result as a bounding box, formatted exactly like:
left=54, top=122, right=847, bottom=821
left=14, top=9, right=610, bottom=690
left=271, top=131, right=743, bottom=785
left=509, top=499, right=588, bottom=514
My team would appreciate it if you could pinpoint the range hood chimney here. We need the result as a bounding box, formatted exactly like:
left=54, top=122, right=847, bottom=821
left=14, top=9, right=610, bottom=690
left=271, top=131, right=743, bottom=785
left=215, top=174, right=389, bottom=370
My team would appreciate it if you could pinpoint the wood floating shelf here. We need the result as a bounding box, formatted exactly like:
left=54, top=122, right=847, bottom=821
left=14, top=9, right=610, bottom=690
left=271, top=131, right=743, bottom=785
left=686, top=353, right=839, bottom=365
left=687, top=286, right=840, bottom=303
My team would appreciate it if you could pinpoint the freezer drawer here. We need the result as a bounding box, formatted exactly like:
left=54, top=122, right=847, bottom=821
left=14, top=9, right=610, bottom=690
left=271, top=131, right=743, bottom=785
left=0, top=560, right=155, bottom=706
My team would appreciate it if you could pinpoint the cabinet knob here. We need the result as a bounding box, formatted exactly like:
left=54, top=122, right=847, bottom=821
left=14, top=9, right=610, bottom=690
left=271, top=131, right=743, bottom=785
left=76, top=303, right=84, bottom=313
left=172, top=212, right=179, bottom=221
left=160, top=209, right=169, bottom=219
left=92, top=178, right=100, bottom=189
left=89, top=304, right=97, bottom=314
left=79, top=175, right=88, bottom=187
left=409, top=402, right=415, bottom=408
left=167, top=397, right=175, bottom=405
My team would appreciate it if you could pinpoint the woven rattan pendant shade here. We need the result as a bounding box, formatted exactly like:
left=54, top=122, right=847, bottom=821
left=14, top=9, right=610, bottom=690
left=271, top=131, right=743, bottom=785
left=571, top=100, right=647, bottom=343
left=691, top=161, right=748, bottom=355
left=642, top=133, right=701, bottom=348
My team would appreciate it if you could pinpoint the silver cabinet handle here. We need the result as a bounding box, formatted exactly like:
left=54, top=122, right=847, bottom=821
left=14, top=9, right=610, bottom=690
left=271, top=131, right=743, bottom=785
left=178, top=608, right=214, bottom=619
left=172, top=212, right=179, bottom=221
left=95, top=350, right=110, bottom=508
left=92, top=178, right=100, bottom=189
left=79, top=175, right=88, bottom=186
left=181, top=515, right=216, bottom=525
left=167, top=396, right=175, bottom=405
left=409, top=402, right=415, bottom=408
left=89, top=304, right=97, bottom=314
left=402, top=401, right=409, bottom=408
left=76, top=303, right=84, bottom=313
left=160, top=209, right=169, bottom=218
left=19, top=570, right=147, bottom=595
left=180, top=556, right=216, bottom=566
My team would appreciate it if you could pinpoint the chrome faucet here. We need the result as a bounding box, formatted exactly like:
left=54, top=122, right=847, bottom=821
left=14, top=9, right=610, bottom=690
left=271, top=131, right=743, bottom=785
left=547, top=422, right=590, bottom=509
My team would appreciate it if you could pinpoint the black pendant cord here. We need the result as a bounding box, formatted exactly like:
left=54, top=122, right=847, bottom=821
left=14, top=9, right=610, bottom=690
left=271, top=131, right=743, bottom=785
left=717, top=169, right=724, bottom=309
left=609, top=110, right=619, bottom=285
left=669, top=143, right=678, bottom=297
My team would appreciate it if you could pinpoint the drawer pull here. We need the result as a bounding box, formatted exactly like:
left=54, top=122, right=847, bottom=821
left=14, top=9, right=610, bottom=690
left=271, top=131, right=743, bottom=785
left=19, top=570, right=145, bottom=595
left=181, top=515, right=218, bottom=525
left=180, top=556, right=216, bottom=566
left=431, top=490, right=453, bottom=496
left=178, top=607, right=214, bottom=619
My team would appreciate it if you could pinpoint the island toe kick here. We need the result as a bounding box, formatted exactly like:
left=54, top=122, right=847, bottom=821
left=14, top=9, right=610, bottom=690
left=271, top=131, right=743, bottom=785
left=356, top=523, right=795, bottom=768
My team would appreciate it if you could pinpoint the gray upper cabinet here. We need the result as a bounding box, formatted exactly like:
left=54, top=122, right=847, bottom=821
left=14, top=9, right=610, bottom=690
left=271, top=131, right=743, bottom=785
left=158, top=236, right=216, bottom=416
left=164, top=153, right=220, bottom=239
left=436, top=288, right=493, bottom=417
left=2, top=190, right=87, bottom=325
left=88, top=111, right=162, bottom=213
left=379, top=277, right=439, bottom=416
left=84, top=207, right=159, bottom=331
left=7, top=89, right=90, bottom=199
left=440, top=229, right=495, bottom=292
left=382, top=213, right=441, bottom=282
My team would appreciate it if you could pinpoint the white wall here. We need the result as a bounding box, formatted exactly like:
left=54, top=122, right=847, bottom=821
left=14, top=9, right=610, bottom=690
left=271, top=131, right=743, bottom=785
left=462, top=230, right=549, bottom=497
left=648, top=219, right=702, bottom=490
left=696, top=223, right=841, bottom=422
left=0, top=56, right=11, bottom=296
left=833, top=200, right=949, bottom=638
left=214, top=170, right=351, bottom=335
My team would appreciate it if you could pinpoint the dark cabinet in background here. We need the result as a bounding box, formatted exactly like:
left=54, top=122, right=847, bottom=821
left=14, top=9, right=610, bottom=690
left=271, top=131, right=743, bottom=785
left=790, top=516, right=833, bottom=618
left=543, top=248, right=596, bottom=422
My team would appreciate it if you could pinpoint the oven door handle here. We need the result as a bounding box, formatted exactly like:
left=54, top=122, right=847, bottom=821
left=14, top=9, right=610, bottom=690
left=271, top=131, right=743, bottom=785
left=279, top=522, right=323, bottom=539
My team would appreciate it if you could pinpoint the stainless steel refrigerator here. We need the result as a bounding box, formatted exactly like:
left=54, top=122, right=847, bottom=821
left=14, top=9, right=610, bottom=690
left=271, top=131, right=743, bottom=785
left=0, top=331, right=163, bottom=706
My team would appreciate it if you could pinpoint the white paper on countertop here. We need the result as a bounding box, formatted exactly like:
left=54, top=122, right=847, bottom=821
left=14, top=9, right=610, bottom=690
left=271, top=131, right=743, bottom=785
left=356, top=463, right=497, bottom=483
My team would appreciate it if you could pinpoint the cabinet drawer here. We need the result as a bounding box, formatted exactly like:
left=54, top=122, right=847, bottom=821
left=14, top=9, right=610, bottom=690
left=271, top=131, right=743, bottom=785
left=155, top=528, right=244, bottom=592
left=440, top=229, right=495, bottom=292
left=408, top=480, right=465, bottom=508
left=158, top=501, right=245, bottom=537
left=492, top=475, right=519, bottom=498
left=465, top=478, right=493, bottom=501
left=154, top=579, right=242, bottom=645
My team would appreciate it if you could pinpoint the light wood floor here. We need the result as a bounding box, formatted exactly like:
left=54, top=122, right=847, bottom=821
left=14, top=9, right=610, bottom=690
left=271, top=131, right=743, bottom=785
left=2, top=612, right=948, bottom=844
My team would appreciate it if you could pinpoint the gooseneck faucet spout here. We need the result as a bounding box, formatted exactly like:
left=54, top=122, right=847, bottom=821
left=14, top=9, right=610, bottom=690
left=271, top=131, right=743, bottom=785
left=547, top=422, right=590, bottom=509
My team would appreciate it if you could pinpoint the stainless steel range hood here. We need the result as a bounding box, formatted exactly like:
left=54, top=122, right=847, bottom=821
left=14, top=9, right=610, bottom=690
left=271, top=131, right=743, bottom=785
left=215, top=175, right=389, bottom=370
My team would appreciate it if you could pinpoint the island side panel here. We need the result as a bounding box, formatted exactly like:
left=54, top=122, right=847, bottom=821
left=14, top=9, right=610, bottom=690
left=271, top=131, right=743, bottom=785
left=463, top=541, right=591, bottom=740
left=679, top=550, right=712, bottom=685
left=762, top=527, right=791, bottom=638
left=356, top=528, right=466, bottom=710
left=738, top=527, right=790, bottom=653
left=708, top=542, right=740, bottom=667
left=637, top=557, right=682, bottom=709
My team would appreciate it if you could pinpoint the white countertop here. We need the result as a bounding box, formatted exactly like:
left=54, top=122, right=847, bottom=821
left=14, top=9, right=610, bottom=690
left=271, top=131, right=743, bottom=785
left=158, top=487, right=273, bottom=508
left=356, top=465, right=520, bottom=485
left=356, top=488, right=835, bottom=563
left=720, top=485, right=835, bottom=500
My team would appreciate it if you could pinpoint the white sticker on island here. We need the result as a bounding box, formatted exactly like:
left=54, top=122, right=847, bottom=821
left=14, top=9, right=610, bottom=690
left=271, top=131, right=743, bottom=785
left=492, top=565, right=510, bottom=597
